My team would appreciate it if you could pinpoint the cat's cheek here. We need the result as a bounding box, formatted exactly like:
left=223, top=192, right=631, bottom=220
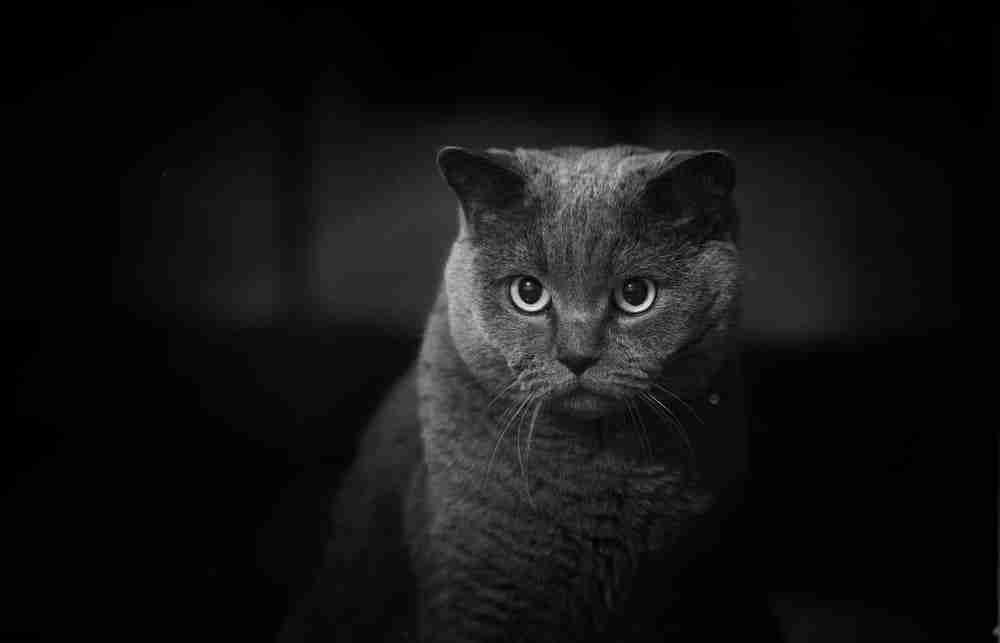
left=496, top=315, right=551, bottom=354
left=616, top=302, right=701, bottom=363
left=615, top=290, right=689, bottom=331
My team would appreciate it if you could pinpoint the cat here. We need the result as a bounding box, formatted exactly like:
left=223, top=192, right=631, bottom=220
left=278, top=145, right=774, bottom=642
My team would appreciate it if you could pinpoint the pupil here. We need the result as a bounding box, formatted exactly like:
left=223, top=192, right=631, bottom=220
left=519, top=278, right=541, bottom=304
left=623, top=279, right=647, bottom=306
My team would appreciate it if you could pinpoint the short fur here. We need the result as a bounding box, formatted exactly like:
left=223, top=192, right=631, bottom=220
left=279, top=146, right=754, bottom=642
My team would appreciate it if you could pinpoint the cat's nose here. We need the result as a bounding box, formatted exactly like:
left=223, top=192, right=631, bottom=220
left=559, top=355, right=598, bottom=376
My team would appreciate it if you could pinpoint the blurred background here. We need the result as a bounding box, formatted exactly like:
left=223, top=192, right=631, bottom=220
left=10, top=5, right=988, bottom=641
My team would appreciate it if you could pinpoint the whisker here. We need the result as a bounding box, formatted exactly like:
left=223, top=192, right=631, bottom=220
left=633, top=399, right=655, bottom=460
left=486, top=378, right=520, bottom=412
left=617, top=343, right=703, bottom=425
left=642, top=392, right=690, bottom=450
left=495, top=396, right=516, bottom=424
left=513, top=394, right=534, bottom=482
left=625, top=398, right=653, bottom=461
left=650, top=382, right=704, bottom=425
left=525, top=398, right=544, bottom=462
left=483, top=395, right=530, bottom=488
left=623, top=400, right=639, bottom=459
left=640, top=392, right=698, bottom=483
left=644, top=390, right=684, bottom=429
left=512, top=394, right=539, bottom=509
left=639, top=394, right=691, bottom=485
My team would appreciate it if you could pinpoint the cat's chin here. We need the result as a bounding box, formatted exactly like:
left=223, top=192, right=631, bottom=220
left=549, top=389, right=619, bottom=420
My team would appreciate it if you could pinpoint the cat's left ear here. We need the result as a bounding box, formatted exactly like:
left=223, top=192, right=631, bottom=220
left=639, top=150, right=736, bottom=232
left=436, top=146, right=529, bottom=236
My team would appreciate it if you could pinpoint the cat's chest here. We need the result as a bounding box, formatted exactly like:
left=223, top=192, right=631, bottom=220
left=419, top=387, right=703, bottom=561
left=430, top=464, right=690, bottom=555
left=417, top=473, right=701, bottom=641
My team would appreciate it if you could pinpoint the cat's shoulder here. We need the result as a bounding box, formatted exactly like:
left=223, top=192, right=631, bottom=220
left=362, top=365, right=421, bottom=461
left=341, top=363, right=422, bottom=503
left=278, top=367, right=423, bottom=642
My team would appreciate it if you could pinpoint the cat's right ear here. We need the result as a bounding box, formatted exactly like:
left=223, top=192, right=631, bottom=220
left=436, top=146, right=528, bottom=236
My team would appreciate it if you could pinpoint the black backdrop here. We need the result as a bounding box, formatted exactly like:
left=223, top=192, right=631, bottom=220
left=9, top=6, right=989, bottom=641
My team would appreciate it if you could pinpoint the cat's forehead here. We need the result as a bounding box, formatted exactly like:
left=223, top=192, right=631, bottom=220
left=492, top=147, right=673, bottom=286
left=513, top=146, right=663, bottom=181
left=504, top=146, right=667, bottom=210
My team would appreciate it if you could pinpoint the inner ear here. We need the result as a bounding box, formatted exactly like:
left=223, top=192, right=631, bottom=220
left=641, top=150, right=735, bottom=225
left=436, top=147, right=528, bottom=225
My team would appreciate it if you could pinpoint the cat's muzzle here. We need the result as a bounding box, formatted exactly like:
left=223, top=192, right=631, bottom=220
left=549, top=385, right=619, bottom=420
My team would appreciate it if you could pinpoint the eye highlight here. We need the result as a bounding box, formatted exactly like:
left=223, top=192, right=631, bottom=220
left=508, top=276, right=550, bottom=313
left=614, top=277, right=656, bottom=315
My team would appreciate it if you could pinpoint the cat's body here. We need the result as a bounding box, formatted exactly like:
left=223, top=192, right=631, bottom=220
left=280, top=146, right=775, bottom=642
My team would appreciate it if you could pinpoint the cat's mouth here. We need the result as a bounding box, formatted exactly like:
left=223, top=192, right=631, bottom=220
left=549, top=385, right=619, bottom=420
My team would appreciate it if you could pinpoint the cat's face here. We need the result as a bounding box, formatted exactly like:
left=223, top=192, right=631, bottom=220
left=439, top=146, right=740, bottom=422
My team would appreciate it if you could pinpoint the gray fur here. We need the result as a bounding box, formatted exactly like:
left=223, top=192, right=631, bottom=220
left=280, top=145, right=745, bottom=643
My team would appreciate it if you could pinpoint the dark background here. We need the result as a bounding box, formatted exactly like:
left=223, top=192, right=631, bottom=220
left=9, top=6, right=989, bottom=641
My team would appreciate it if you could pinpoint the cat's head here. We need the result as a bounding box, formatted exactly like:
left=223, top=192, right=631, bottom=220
left=437, top=146, right=740, bottom=423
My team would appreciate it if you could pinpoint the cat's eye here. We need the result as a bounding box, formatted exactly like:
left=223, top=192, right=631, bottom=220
left=509, top=276, right=550, bottom=313
left=614, top=278, right=657, bottom=315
